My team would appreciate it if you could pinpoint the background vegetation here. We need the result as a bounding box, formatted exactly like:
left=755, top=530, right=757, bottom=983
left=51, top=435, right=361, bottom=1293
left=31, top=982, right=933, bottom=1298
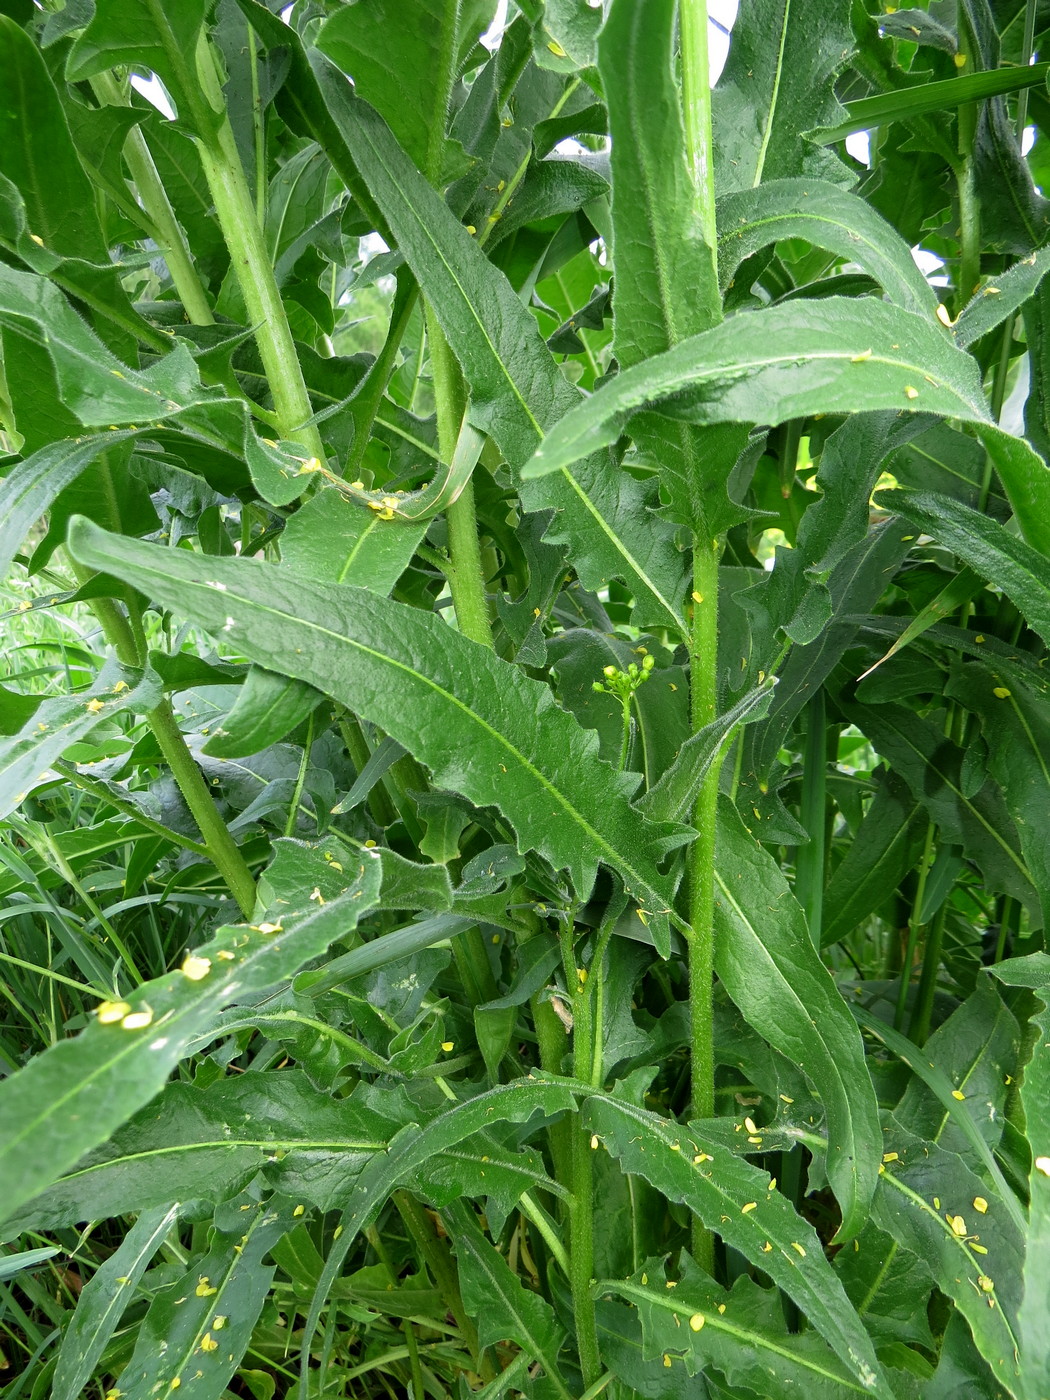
left=1, top=0, right=1050, bottom=1396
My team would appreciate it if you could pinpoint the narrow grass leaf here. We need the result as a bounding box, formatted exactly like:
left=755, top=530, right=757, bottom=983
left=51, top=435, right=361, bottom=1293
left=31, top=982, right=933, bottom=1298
left=0, top=845, right=381, bottom=1228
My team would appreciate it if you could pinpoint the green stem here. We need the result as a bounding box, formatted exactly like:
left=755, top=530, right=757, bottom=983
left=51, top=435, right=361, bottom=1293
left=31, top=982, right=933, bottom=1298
left=908, top=901, right=948, bottom=1046
left=679, top=0, right=722, bottom=1274
left=52, top=760, right=209, bottom=859
left=1015, top=0, right=1039, bottom=136
left=79, top=581, right=256, bottom=917
left=570, top=950, right=600, bottom=1387
left=895, top=821, right=935, bottom=1031
left=678, top=0, right=721, bottom=326
left=686, top=539, right=719, bottom=1275
left=795, top=690, right=827, bottom=947
left=283, top=709, right=315, bottom=839
left=90, top=71, right=215, bottom=326
left=427, top=307, right=493, bottom=647
left=192, top=36, right=324, bottom=459
left=344, top=274, right=418, bottom=478
left=955, top=17, right=981, bottom=312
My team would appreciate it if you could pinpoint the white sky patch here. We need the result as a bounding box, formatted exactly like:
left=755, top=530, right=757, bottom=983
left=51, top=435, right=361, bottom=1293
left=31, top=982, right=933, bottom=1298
left=708, top=0, right=739, bottom=84
left=846, top=131, right=871, bottom=167
left=1022, top=124, right=1036, bottom=157
left=912, top=246, right=951, bottom=289
left=130, top=73, right=175, bottom=120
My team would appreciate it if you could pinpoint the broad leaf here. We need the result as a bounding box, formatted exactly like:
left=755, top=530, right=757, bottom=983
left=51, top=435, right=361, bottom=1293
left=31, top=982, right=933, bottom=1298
left=68, top=520, right=686, bottom=939
left=955, top=246, right=1050, bottom=349
left=718, top=179, right=937, bottom=318
left=523, top=299, right=991, bottom=481
left=713, top=798, right=882, bottom=1240
left=583, top=1094, right=892, bottom=1398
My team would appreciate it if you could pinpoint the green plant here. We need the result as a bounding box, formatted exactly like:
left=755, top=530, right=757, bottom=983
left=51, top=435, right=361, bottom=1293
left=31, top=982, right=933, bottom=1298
left=1, top=0, right=1050, bottom=1395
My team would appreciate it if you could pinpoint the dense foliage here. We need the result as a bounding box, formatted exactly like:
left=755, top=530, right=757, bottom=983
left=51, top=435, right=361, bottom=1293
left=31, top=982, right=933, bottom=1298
left=2, top=0, right=1050, bottom=1395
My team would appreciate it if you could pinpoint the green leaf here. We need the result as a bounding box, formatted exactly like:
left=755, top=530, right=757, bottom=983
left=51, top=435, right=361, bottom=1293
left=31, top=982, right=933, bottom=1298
left=68, top=520, right=686, bottom=941
left=8, top=1071, right=399, bottom=1233
left=847, top=700, right=1038, bottom=916
left=66, top=0, right=212, bottom=132
left=811, top=61, right=1050, bottom=144
left=305, top=63, right=689, bottom=632
left=523, top=299, right=990, bottom=481
left=111, top=1197, right=290, bottom=1400
left=638, top=679, right=776, bottom=825
left=602, top=1254, right=877, bottom=1396
left=582, top=1094, right=893, bottom=1398
left=201, top=665, right=322, bottom=760
left=718, top=179, right=937, bottom=318
left=873, top=1127, right=1024, bottom=1395
left=954, top=247, right=1050, bottom=349
left=884, top=489, right=1050, bottom=645
left=52, top=1204, right=181, bottom=1400
left=945, top=662, right=1050, bottom=931
left=713, top=797, right=882, bottom=1241
left=0, top=842, right=381, bottom=1228
left=852, top=998, right=1024, bottom=1234
left=280, top=486, right=427, bottom=592
left=712, top=0, right=853, bottom=193
left=445, top=1199, right=571, bottom=1400
left=822, top=770, right=926, bottom=948
left=0, top=1246, right=59, bottom=1281
left=990, top=952, right=1050, bottom=1400
left=598, top=0, right=717, bottom=366
left=316, top=0, right=490, bottom=180
left=0, top=661, right=161, bottom=822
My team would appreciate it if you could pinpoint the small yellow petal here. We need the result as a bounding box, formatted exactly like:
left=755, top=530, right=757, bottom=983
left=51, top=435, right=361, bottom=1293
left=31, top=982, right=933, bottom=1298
left=951, top=1090, right=966, bottom=1100
left=689, top=1313, right=705, bottom=1331
left=973, top=1197, right=988, bottom=1214
left=1035, top=1156, right=1050, bottom=1177
left=993, top=687, right=1011, bottom=699
left=86, top=699, right=106, bottom=714
left=212, top=1316, right=227, bottom=1329
left=97, top=1000, right=132, bottom=1024
left=741, top=1201, right=757, bottom=1214
left=903, top=385, right=919, bottom=400
left=293, top=1204, right=305, bottom=1217
left=181, top=954, right=211, bottom=981
left=948, top=1215, right=967, bottom=1236
left=441, top=1041, right=455, bottom=1053
left=121, top=1008, right=153, bottom=1030
left=200, top=1334, right=218, bottom=1353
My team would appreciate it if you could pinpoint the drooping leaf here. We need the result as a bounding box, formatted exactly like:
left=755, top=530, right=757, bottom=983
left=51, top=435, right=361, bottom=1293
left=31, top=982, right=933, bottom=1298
left=0, top=842, right=381, bottom=1228
left=523, top=299, right=993, bottom=483
left=713, top=797, right=882, bottom=1240
left=582, top=1093, right=893, bottom=1398
left=873, top=1126, right=1024, bottom=1394
left=989, top=953, right=1050, bottom=1399
left=884, top=489, right=1050, bottom=642
left=717, top=179, right=937, bottom=318
left=602, top=1254, right=876, bottom=1397
left=68, top=520, right=687, bottom=940
left=0, top=661, right=162, bottom=821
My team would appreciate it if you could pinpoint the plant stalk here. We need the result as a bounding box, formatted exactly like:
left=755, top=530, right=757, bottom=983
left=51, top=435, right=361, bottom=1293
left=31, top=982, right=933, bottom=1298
left=795, top=690, right=827, bottom=947
left=193, top=36, right=325, bottom=459
left=78, top=579, right=256, bottom=917
left=570, top=957, right=600, bottom=1387
left=680, top=0, right=723, bottom=1275
left=89, top=71, right=215, bottom=327
left=426, top=307, right=493, bottom=648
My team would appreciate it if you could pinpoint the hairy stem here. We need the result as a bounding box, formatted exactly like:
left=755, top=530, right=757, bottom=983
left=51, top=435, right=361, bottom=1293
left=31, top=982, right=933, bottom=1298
left=795, top=690, right=827, bottom=947
left=570, top=957, right=600, bottom=1387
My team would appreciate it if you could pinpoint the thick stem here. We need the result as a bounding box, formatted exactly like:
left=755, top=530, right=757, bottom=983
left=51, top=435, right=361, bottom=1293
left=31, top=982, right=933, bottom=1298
left=955, top=17, right=981, bottom=312
left=686, top=540, right=719, bottom=1274
left=427, top=307, right=493, bottom=647
left=193, top=37, right=324, bottom=459
left=679, top=1, right=722, bottom=1274
left=679, top=0, right=721, bottom=326
left=90, top=72, right=215, bottom=327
